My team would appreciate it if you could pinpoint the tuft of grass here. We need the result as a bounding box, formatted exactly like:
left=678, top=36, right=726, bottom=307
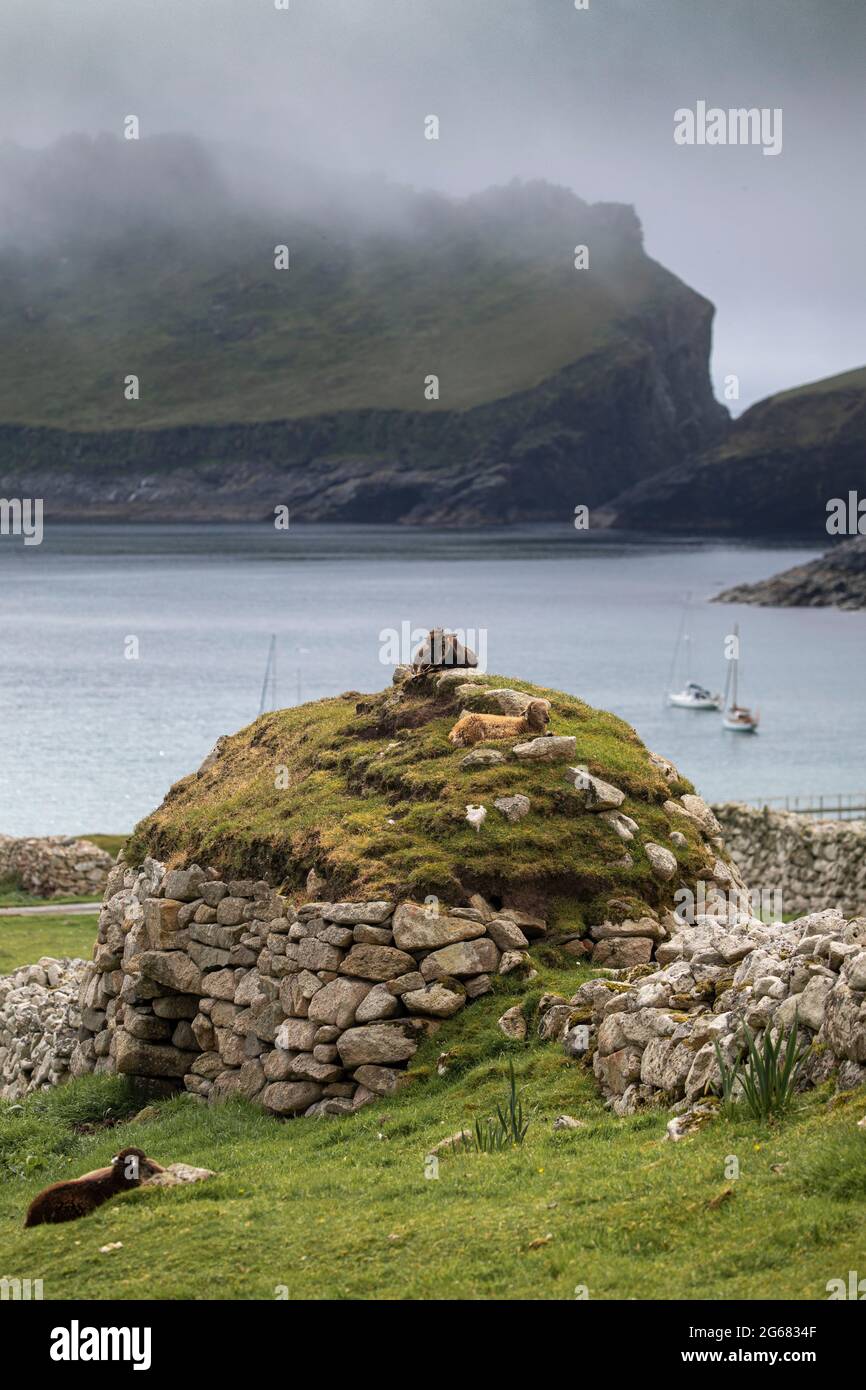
left=0, top=1075, right=156, bottom=1180
left=714, top=1021, right=807, bottom=1124
left=463, top=1058, right=532, bottom=1153
left=792, top=1122, right=866, bottom=1202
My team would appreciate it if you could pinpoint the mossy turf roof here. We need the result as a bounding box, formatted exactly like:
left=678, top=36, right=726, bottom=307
left=128, top=672, right=711, bottom=926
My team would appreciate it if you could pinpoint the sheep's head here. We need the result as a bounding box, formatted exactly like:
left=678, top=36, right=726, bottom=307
left=111, top=1147, right=164, bottom=1186
left=525, top=699, right=550, bottom=731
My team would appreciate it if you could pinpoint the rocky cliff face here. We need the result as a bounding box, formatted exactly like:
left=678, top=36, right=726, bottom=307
left=0, top=335, right=724, bottom=525
left=596, top=365, right=866, bottom=537
left=0, top=139, right=727, bottom=524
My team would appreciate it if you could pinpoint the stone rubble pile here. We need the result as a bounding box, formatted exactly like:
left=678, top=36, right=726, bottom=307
left=0, top=834, right=113, bottom=898
left=534, top=905, right=866, bottom=1115
left=0, top=957, right=88, bottom=1099
left=70, top=859, right=546, bottom=1115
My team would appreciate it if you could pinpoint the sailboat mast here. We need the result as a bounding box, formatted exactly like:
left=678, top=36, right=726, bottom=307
left=258, top=635, right=276, bottom=717
left=665, top=594, right=691, bottom=698
left=731, top=624, right=739, bottom=708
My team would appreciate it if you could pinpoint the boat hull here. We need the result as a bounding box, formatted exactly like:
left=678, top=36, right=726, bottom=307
left=722, top=717, right=759, bottom=733
left=668, top=693, right=723, bottom=710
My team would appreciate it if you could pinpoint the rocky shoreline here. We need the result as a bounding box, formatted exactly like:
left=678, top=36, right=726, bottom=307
left=714, top=535, right=866, bottom=610
left=0, top=334, right=724, bottom=528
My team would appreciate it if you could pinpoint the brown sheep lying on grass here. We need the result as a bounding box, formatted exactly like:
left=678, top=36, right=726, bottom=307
left=448, top=698, right=550, bottom=748
left=23, top=1147, right=166, bottom=1227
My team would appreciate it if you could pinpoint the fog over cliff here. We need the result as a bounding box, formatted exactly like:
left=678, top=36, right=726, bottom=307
left=1, top=0, right=864, bottom=410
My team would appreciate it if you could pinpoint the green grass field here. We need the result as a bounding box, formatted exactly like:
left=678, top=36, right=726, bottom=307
left=0, top=886, right=97, bottom=908
left=1, top=916, right=864, bottom=1301
left=0, top=913, right=98, bottom=974
left=78, top=833, right=127, bottom=861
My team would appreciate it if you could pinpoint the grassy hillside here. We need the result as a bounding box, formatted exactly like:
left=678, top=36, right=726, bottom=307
left=127, top=670, right=708, bottom=924
left=772, top=364, right=866, bottom=404
left=0, top=138, right=729, bottom=525
left=711, top=364, right=866, bottom=455
left=2, top=979, right=864, bottom=1300
left=0, top=230, right=652, bottom=431
left=0, top=160, right=688, bottom=432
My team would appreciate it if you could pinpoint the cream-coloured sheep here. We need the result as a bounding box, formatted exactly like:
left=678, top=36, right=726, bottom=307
left=448, top=699, right=550, bottom=748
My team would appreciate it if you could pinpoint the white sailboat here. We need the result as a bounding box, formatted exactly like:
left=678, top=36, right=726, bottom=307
left=669, top=678, right=724, bottom=711
left=722, top=624, right=759, bottom=733
left=667, top=615, right=723, bottom=710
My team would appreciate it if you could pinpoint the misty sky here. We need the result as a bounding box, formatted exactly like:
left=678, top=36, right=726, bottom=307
left=2, top=0, right=864, bottom=411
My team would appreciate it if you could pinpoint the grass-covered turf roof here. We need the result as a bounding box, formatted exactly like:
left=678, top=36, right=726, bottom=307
left=127, top=671, right=717, bottom=932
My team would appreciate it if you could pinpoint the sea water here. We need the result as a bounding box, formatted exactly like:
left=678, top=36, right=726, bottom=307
left=1, top=524, right=863, bottom=835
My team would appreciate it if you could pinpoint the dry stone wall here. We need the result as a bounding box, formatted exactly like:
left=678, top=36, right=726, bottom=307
left=12, top=803, right=864, bottom=1131
left=0, top=835, right=113, bottom=898
left=70, top=858, right=546, bottom=1115
left=66, top=783, right=755, bottom=1118
left=713, top=803, right=866, bottom=917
